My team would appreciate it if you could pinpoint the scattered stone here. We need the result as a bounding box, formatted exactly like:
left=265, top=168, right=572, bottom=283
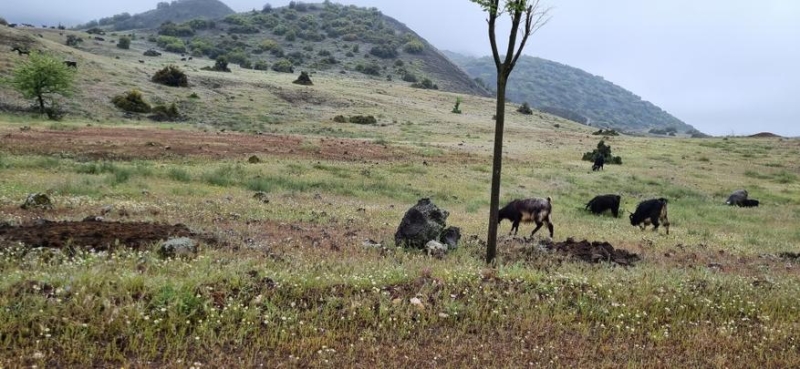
left=292, top=71, right=313, bottom=85
left=253, top=191, right=270, bottom=203
left=82, top=215, right=104, bottom=222
left=20, top=193, right=53, bottom=210
left=100, top=205, right=114, bottom=215
left=440, top=226, right=461, bottom=250
left=143, top=49, right=161, bottom=57
left=409, top=297, right=424, bottom=309
left=362, top=239, right=382, bottom=248
left=425, top=240, right=447, bottom=258
left=158, top=237, right=197, bottom=259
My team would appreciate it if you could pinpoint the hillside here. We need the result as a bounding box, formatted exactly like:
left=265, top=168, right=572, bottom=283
left=445, top=51, right=698, bottom=134
left=74, top=2, right=488, bottom=98
left=78, top=0, right=235, bottom=31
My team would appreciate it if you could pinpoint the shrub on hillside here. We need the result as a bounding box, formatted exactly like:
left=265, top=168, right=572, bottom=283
left=401, top=73, right=418, bottom=83
left=149, top=103, right=181, bottom=122
left=355, top=63, right=381, bottom=76
left=254, top=60, right=269, bottom=71
left=66, top=35, right=83, bottom=47
left=332, top=115, right=347, bottom=123
left=158, top=21, right=195, bottom=37
left=348, top=115, right=377, bottom=125
left=271, top=59, right=294, bottom=73
left=403, top=40, right=424, bottom=54
left=151, top=65, right=188, bottom=87
left=116, top=36, right=131, bottom=49
left=517, top=102, right=533, bottom=115
left=0, top=17, right=8, bottom=26
left=369, top=45, right=397, bottom=59
left=111, top=90, right=151, bottom=113
left=411, top=78, right=438, bottom=90
left=582, top=140, right=623, bottom=165
left=205, top=56, right=231, bottom=72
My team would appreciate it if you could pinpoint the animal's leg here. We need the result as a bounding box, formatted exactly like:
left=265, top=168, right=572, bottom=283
left=529, top=221, right=543, bottom=238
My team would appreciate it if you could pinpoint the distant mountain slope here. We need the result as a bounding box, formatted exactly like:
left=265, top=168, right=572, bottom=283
left=445, top=51, right=696, bottom=133
left=78, top=0, right=235, bottom=31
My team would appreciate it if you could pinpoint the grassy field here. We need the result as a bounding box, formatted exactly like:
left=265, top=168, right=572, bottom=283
left=1, top=25, right=800, bottom=368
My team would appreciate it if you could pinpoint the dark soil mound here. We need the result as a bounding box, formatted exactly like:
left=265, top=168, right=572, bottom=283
left=543, top=237, right=640, bottom=266
left=0, top=219, right=206, bottom=251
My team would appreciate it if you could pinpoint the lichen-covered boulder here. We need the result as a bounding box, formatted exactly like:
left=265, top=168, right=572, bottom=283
left=158, top=237, right=197, bottom=259
left=21, top=193, right=53, bottom=210
left=394, top=198, right=449, bottom=249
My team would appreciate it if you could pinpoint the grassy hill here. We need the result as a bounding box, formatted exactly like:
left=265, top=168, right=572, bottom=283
left=1, top=13, right=800, bottom=368
left=72, top=2, right=488, bottom=99
left=445, top=51, right=699, bottom=135
left=77, top=0, right=235, bottom=31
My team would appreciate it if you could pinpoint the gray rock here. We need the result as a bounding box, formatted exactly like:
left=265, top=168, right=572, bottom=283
left=21, top=193, right=53, bottom=210
left=440, top=226, right=461, bottom=250
left=394, top=198, right=449, bottom=249
left=253, top=191, right=270, bottom=203
left=425, top=240, right=447, bottom=258
left=158, top=237, right=197, bottom=259
left=362, top=239, right=383, bottom=248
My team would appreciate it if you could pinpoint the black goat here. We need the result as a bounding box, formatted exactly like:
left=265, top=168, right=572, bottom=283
left=498, top=197, right=554, bottom=238
left=592, top=155, right=605, bottom=171
left=629, top=198, right=669, bottom=234
left=585, top=194, right=621, bottom=217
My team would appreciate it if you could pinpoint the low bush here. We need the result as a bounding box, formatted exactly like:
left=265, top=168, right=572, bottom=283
left=271, top=59, right=294, bottom=73
left=517, top=102, right=533, bottom=115
left=111, top=90, right=151, bottom=113
left=116, top=36, right=131, bottom=49
left=151, top=65, right=188, bottom=87
left=348, top=115, right=377, bottom=125
left=149, top=103, right=181, bottom=121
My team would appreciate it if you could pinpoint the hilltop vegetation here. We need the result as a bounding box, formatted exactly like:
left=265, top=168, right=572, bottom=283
left=77, top=0, right=235, bottom=31
left=446, top=51, right=696, bottom=134
left=74, top=1, right=487, bottom=97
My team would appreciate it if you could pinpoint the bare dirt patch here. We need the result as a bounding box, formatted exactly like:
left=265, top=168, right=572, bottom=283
left=0, top=126, right=478, bottom=164
left=0, top=219, right=208, bottom=250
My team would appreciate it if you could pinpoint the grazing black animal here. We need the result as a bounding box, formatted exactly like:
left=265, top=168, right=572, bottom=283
left=498, top=197, right=554, bottom=238
left=63, top=60, right=77, bottom=68
left=585, top=194, right=621, bottom=217
left=592, top=155, right=605, bottom=171
left=741, top=199, right=759, bottom=207
left=138, top=60, right=145, bottom=63
left=181, top=57, right=186, bottom=61
left=725, top=189, right=748, bottom=206
left=630, top=198, right=670, bottom=234
left=11, top=46, right=30, bottom=56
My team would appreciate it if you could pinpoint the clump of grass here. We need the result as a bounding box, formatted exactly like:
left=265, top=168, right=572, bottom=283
left=168, top=167, right=192, bottom=182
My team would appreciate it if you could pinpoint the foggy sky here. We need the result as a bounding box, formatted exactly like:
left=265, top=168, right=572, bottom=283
left=2, top=0, right=798, bottom=136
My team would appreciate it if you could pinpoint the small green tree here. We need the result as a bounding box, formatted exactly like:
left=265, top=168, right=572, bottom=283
left=8, top=52, right=75, bottom=117
left=117, top=36, right=131, bottom=49
left=452, top=97, right=463, bottom=114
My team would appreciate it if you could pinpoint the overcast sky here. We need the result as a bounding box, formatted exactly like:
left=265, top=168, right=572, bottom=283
left=2, top=0, right=799, bottom=136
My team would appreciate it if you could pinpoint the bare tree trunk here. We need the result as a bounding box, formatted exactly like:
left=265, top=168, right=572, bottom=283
left=37, top=95, right=45, bottom=114
left=486, top=74, right=508, bottom=264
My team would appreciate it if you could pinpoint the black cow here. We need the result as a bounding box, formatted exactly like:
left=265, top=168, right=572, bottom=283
left=63, top=60, right=77, bottom=68
left=725, top=189, right=748, bottom=206
left=741, top=199, right=759, bottom=207
left=585, top=194, right=621, bottom=217
left=630, top=198, right=669, bottom=234
left=592, top=155, right=605, bottom=171
left=498, top=197, right=554, bottom=238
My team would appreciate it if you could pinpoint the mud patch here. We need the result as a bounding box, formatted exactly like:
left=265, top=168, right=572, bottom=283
left=544, top=237, right=640, bottom=266
left=0, top=219, right=209, bottom=251
left=500, top=236, right=640, bottom=266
